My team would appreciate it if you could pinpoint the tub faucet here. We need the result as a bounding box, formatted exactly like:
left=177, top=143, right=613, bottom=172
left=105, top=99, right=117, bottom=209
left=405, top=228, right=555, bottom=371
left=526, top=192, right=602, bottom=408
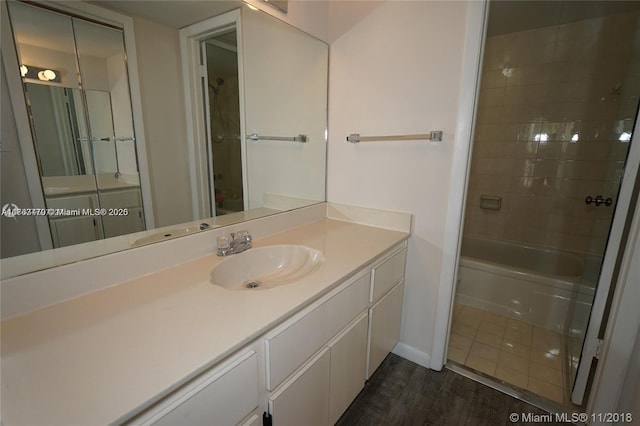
left=217, top=230, right=252, bottom=256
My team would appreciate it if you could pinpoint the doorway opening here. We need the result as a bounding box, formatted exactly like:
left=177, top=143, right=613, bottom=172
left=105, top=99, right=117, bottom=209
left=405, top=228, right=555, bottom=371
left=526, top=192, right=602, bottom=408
left=202, top=31, right=244, bottom=216
left=448, top=0, right=640, bottom=409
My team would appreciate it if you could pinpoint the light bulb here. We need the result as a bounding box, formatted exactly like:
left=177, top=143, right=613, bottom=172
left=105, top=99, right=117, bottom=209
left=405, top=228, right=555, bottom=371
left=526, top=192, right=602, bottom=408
left=43, top=69, right=57, bottom=80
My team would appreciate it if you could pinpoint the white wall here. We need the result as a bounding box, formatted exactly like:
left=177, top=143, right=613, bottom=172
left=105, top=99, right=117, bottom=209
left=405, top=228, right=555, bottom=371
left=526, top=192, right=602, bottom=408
left=107, top=53, right=138, bottom=176
left=133, top=17, right=193, bottom=227
left=327, top=0, right=470, bottom=365
left=243, top=7, right=328, bottom=209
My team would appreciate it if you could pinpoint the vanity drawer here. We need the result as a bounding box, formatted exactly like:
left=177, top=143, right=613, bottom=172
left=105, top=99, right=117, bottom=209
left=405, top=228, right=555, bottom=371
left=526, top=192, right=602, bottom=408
left=130, top=351, right=258, bottom=426
left=265, top=269, right=370, bottom=391
left=370, top=247, right=406, bottom=303
left=46, top=194, right=98, bottom=210
left=100, top=188, right=142, bottom=208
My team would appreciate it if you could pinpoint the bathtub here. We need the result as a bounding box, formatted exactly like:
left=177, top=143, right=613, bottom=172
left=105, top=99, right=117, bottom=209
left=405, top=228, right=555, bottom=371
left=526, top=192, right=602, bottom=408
left=456, top=237, right=595, bottom=333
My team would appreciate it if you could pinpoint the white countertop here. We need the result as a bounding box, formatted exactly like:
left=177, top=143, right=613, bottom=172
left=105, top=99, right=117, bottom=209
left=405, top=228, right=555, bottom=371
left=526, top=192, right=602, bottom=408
left=1, top=218, right=409, bottom=425
left=42, top=174, right=140, bottom=196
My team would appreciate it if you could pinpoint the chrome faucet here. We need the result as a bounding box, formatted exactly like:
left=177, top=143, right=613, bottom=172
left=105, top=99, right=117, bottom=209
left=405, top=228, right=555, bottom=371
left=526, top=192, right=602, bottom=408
left=217, top=230, right=252, bottom=256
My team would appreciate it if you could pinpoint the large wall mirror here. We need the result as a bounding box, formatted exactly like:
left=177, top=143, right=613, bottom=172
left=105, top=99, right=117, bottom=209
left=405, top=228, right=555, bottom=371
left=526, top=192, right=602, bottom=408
left=0, top=0, right=328, bottom=278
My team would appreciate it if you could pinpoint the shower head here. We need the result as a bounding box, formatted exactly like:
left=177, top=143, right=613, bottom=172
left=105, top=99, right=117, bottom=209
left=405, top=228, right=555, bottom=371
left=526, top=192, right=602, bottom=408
left=209, top=77, right=225, bottom=95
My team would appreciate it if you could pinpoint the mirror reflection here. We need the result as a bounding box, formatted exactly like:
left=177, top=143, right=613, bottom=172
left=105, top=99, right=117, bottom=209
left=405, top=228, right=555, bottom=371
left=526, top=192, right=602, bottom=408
left=0, top=0, right=328, bottom=278
left=205, top=29, right=244, bottom=215
left=8, top=1, right=146, bottom=252
left=26, top=84, right=90, bottom=178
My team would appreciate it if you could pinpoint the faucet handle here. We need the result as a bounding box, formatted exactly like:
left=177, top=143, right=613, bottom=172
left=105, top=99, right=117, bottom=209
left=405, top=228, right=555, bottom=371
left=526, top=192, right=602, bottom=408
left=216, top=235, right=231, bottom=256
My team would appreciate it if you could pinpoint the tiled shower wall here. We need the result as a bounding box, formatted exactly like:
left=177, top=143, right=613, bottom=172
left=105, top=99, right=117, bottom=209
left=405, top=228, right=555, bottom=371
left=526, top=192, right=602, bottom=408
left=464, top=11, right=640, bottom=256
left=206, top=44, right=244, bottom=209
left=211, top=73, right=243, bottom=203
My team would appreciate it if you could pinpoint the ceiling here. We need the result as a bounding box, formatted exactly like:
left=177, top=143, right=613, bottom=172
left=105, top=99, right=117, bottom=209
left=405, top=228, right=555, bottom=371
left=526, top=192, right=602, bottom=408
left=89, top=0, right=243, bottom=29
left=488, top=0, right=640, bottom=36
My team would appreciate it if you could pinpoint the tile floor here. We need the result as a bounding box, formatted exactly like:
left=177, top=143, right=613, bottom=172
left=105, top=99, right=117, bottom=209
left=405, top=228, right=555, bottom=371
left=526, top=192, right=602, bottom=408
left=448, top=303, right=567, bottom=405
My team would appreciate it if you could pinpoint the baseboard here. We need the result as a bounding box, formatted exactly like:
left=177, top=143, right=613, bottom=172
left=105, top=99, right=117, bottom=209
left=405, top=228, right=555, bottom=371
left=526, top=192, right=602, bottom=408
left=392, top=342, right=431, bottom=369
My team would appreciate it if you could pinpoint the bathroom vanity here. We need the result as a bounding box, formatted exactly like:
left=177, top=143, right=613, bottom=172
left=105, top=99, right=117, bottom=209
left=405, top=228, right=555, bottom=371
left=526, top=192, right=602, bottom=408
left=0, top=204, right=410, bottom=425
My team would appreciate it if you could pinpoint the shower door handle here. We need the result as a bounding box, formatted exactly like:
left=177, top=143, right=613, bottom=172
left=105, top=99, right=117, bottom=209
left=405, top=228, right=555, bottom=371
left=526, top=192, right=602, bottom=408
left=585, top=195, right=613, bottom=207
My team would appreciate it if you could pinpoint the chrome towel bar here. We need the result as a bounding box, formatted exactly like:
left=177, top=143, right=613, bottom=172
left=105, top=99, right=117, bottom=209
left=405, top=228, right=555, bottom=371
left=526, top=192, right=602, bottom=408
left=78, top=136, right=135, bottom=142
left=247, top=133, right=308, bottom=143
left=346, top=131, right=443, bottom=143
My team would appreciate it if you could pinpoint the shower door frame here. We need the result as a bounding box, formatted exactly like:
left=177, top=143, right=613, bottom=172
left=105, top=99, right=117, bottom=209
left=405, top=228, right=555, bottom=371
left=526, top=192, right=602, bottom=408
left=200, top=40, right=217, bottom=217
left=201, top=38, right=243, bottom=217
left=180, top=9, right=249, bottom=221
left=434, top=0, right=640, bottom=411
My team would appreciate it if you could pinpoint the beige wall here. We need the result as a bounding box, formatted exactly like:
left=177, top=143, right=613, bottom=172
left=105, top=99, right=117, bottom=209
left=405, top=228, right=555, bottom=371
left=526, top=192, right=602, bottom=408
left=133, top=17, right=192, bottom=227
left=327, top=0, right=470, bottom=361
left=465, top=12, right=640, bottom=256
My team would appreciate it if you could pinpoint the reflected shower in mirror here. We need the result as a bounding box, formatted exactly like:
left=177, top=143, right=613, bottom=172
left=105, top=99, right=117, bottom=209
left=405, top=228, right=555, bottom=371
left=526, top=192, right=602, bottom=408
left=204, top=29, right=244, bottom=216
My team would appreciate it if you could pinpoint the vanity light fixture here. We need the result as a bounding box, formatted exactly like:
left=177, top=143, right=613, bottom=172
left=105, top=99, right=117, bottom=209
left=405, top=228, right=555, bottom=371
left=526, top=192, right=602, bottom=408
left=20, top=64, right=61, bottom=83
left=38, top=69, right=57, bottom=81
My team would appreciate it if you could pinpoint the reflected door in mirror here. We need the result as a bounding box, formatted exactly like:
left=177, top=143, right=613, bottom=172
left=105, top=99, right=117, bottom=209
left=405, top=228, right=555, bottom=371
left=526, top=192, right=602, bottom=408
left=6, top=1, right=146, bottom=250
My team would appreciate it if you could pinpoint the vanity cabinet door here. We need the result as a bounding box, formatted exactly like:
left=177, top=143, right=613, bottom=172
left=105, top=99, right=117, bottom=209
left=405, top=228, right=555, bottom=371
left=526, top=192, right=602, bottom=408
left=100, top=189, right=145, bottom=237
left=47, top=193, right=104, bottom=247
left=367, top=282, right=404, bottom=378
left=50, top=216, right=103, bottom=247
left=102, top=207, right=145, bottom=238
left=133, top=351, right=259, bottom=426
left=268, top=347, right=330, bottom=426
left=328, top=312, right=368, bottom=424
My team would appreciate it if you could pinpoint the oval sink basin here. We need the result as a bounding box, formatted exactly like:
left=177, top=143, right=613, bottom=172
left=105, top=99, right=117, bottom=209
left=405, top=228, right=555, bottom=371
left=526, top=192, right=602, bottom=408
left=211, top=245, right=324, bottom=290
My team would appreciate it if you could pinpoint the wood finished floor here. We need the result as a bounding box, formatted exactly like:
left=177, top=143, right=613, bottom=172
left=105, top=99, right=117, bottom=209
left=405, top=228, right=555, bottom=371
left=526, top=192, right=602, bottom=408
left=336, top=354, right=570, bottom=426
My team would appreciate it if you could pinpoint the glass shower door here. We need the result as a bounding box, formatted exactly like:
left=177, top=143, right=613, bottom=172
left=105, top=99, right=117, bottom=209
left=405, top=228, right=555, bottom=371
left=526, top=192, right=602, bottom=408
left=455, top=0, right=640, bottom=406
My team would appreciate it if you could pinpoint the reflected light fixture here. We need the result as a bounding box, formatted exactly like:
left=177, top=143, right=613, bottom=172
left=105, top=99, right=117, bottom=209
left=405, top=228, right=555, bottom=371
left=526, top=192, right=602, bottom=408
left=20, top=64, right=61, bottom=83
left=38, top=69, right=57, bottom=81
left=619, top=131, right=632, bottom=142
left=534, top=133, right=549, bottom=142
